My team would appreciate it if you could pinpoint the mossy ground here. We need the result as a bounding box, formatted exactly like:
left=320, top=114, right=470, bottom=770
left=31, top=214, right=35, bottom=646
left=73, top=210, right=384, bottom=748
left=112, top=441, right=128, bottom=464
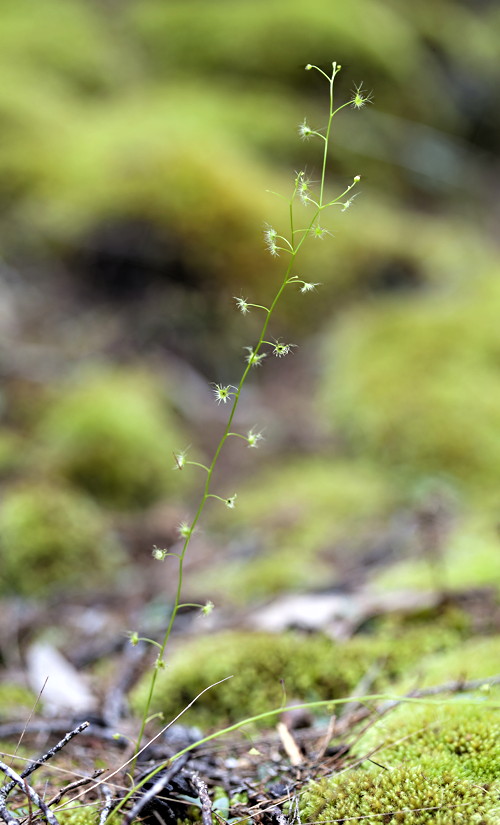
left=192, top=457, right=396, bottom=604
left=35, top=368, right=190, bottom=510
left=132, top=617, right=463, bottom=729
left=0, top=481, right=123, bottom=597
left=299, top=690, right=500, bottom=823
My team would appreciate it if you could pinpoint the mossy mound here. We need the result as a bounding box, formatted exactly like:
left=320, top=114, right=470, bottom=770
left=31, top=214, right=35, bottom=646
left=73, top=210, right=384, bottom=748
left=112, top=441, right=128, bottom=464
left=373, top=512, right=500, bottom=594
left=0, top=682, right=36, bottom=719
left=133, top=624, right=460, bottom=729
left=197, top=458, right=395, bottom=604
left=392, top=636, right=500, bottom=696
left=300, top=764, right=498, bottom=824
left=320, top=276, right=500, bottom=493
left=36, top=369, right=189, bottom=509
left=361, top=694, right=500, bottom=784
left=0, top=482, right=123, bottom=597
left=300, top=691, right=500, bottom=823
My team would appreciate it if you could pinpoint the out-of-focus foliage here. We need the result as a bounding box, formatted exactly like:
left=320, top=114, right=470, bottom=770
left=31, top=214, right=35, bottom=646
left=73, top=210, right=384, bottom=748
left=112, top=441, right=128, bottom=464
left=196, top=458, right=396, bottom=603
left=0, top=482, right=123, bottom=597
left=133, top=621, right=460, bottom=728
left=320, top=274, right=500, bottom=492
left=34, top=369, right=190, bottom=509
left=1, top=0, right=500, bottom=604
left=0, top=0, right=498, bottom=310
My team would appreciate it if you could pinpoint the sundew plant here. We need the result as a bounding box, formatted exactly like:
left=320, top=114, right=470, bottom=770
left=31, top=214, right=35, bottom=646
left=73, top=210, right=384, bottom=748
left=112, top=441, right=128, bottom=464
left=133, top=61, right=372, bottom=750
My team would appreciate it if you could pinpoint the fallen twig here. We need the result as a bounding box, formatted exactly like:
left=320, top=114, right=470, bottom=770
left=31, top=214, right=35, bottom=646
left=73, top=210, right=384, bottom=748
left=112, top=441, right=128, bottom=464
left=0, top=760, right=59, bottom=825
left=1, top=721, right=89, bottom=799
left=98, top=784, right=114, bottom=825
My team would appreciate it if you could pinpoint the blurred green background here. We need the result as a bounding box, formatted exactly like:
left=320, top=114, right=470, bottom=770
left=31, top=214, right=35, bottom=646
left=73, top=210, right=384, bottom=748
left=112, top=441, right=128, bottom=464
left=1, top=0, right=500, bottom=606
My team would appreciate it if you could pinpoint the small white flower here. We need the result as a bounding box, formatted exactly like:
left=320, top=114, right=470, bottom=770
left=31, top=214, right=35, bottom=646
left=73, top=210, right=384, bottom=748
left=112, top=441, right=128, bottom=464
left=178, top=522, right=192, bottom=539
left=350, top=83, right=373, bottom=109
left=264, top=224, right=279, bottom=256
left=244, top=347, right=267, bottom=367
left=300, top=281, right=320, bottom=293
left=311, top=224, right=332, bottom=240
left=212, top=383, right=236, bottom=404
left=152, top=546, right=167, bottom=561
left=298, top=119, right=314, bottom=140
left=201, top=600, right=215, bottom=616
left=272, top=341, right=297, bottom=358
left=341, top=193, right=358, bottom=212
left=247, top=429, right=264, bottom=448
left=173, top=449, right=188, bottom=470
left=225, top=494, right=237, bottom=509
left=234, top=296, right=250, bottom=315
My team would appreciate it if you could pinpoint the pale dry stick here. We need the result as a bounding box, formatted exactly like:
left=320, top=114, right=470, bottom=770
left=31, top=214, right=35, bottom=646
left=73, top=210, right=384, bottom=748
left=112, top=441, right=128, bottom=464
left=190, top=772, right=213, bottom=825
left=48, top=770, right=103, bottom=808
left=10, top=675, right=48, bottom=769
left=0, top=798, right=16, bottom=825
left=98, top=784, right=113, bottom=825
left=0, top=759, right=59, bottom=825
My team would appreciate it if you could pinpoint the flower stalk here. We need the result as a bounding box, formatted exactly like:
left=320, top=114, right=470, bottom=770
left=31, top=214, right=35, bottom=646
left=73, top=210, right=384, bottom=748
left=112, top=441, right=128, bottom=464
left=133, top=61, right=368, bottom=760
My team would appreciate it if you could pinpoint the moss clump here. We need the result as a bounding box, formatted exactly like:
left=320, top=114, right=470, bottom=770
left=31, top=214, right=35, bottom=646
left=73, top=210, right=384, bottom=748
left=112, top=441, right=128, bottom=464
left=133, top=624, right=460, bottom=729
left=392, top=636, right=500, bottom=696
left=56, top=805, right=142, bottom=825
left=321, top=276, right=500, bottom=493
left=197, top=458, right=395, bottom=604
left=300, top=765, right=497, bottom=824
left=36, top=369, right=189, bottom=509
left=0, top=482, right=123, bottom=597
left=0, top=682, right=36, bottom=719
left=366, top=697, right=500, bottom=784
left=300, top=682, right=500, bottom=823
left=373, top=513, right=500, bottom=595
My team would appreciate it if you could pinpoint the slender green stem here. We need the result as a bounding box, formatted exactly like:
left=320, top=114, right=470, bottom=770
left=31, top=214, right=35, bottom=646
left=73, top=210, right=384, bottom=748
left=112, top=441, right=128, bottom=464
left=133, top=60, right=359, bottom=766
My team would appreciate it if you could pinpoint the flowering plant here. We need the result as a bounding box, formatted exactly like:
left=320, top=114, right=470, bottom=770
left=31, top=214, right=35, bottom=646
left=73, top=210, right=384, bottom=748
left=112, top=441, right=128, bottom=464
left=133, top=61, right=372, bottom=752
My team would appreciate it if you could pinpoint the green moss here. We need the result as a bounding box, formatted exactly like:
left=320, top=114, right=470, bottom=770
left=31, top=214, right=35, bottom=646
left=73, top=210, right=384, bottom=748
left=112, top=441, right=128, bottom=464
left=196, top=458, right=395, bottom=604
left=321, top=276, right=500, bottom=494
left=56, top=805, right=142, bottom=825
left=362, top=695, right=500, bottom=784
left=373, top=509, right=500, bottom=594
left=300, top=765, right=498, bottom=824
left=393, top=636, right=500, bottom=695
left=0, top=682, right=36, bottom=719
left=36, top=369, right=189, bottom=509
left=0, top=482, right=123, bottom=597
left=299, top=664, right=500, bottom=823
left=133, top=623, right=460, bottom=729
left=0, top=429, right=23, bottom=476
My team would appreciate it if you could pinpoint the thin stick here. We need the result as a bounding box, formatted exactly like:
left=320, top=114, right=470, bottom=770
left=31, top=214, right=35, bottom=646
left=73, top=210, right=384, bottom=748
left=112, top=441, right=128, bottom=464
left=48, top=770, right=103, bottom=808
left=0, top=760, right=59, bottom=825
left=1, top=721, right=89, bottom=798
left=98, top=785, right=113, bottom=825
left=0, top=798, right=17, bottom=825
left=191, top=772, right=213, bottom=825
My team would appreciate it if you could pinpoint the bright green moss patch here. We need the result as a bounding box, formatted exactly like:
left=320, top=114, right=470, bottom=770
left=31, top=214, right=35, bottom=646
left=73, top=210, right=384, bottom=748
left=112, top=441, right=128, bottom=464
left=321, top=276, right=500, bottom=493
left=299, top=671, right=500, bottom=824
left=0, top=682, right=36, bottom=719
left=361, top=694, right=500, bottom=783
left=300, top=765, right=498, bottom=824
left=0, top=482, right=123, bottom=597
left=393, top=636, right=500, bottom=695
left=133, top=623, right=461, bottom=729
left=36, top=369, right=189, bottom=509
